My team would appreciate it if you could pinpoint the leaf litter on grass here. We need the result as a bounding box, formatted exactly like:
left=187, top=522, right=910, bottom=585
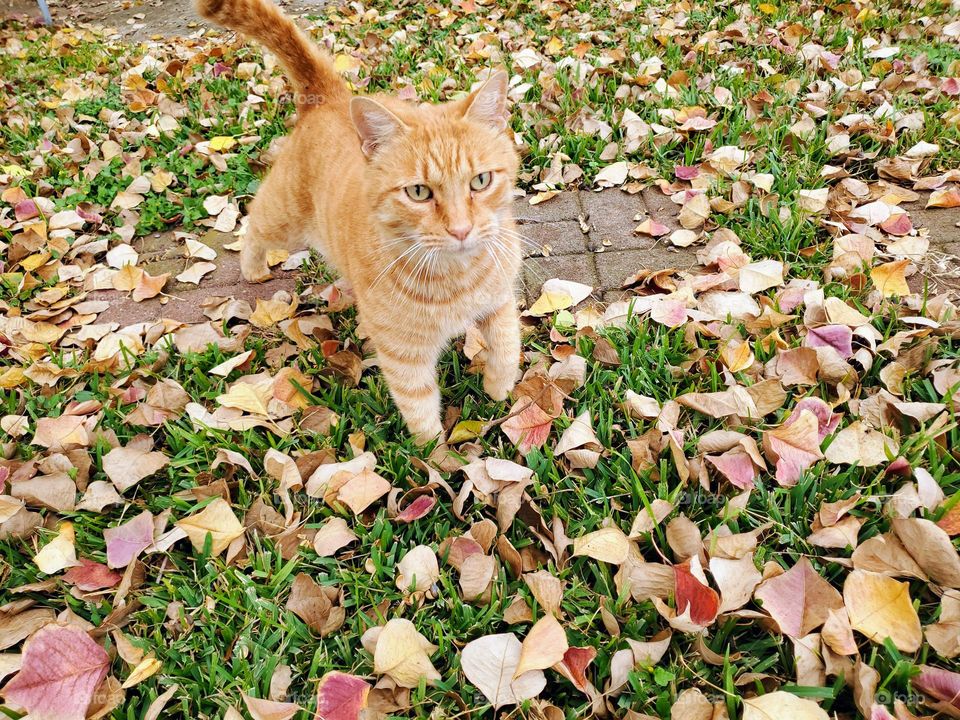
left=3, top=0, right=960, bottom=718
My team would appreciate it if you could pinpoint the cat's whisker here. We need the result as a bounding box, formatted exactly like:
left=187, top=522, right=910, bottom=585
left=371, top=241, right=424, bottom=290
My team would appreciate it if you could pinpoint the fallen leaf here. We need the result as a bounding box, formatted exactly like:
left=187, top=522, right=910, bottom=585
left=844, top=569, right=922, bottom=652
left=573, top=526, right=630, bottom=564
left=104, top=510, right=154, bottom=568
left=0, top=624, right=110, bottom=720
left=515, top=615, right=568, bottom=678
left=743, top=692, right=829, bottom=720
left=461, top=633, right=546, bottom=709
left=753, top=557, right=843, bottom=637
left=102, top=443, right=169, bottom=492
left=314, top=671, right=370, bottom=720
left=175, top=498, right=244, bottom=555
left=372, top=619, right=440, bottom=688
left=34, top=522, right=79, bottom=575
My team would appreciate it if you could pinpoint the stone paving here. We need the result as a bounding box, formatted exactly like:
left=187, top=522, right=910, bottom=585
left=87, top=187, right=960, bottom=326
left=92, top=190, right=704, bottom=326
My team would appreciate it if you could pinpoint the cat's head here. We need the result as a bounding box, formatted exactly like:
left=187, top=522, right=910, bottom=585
left=350, top=71, right=519, bottom=263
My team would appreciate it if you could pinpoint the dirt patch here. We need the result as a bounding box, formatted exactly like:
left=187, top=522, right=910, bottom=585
left=2, top=0, right=328, bottom=39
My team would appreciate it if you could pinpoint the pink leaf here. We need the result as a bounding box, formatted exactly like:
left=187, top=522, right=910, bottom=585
left=314, top=671, right=371, bottom=720
left=880, top=213, right=912, bottom=236
left=14, top=199, right=39, bottom=222
left=0, top=625, right=110, bottom=720
left=501, top=399, right=553, bottom=454
left=787, top=397, right=841, bottom=441
left=395, top=495, right=437, bottom=524
left=805, top=325, right=853, bottom=359
left=913, top=666, right=960, bottom=711
left=763, top=410, right=824, bottom=486
left=674, top=562, right=720, bottom=627
left=706, top=450, right=758, bottom=489
left=104, top=510, right=154, bottom=569
left=753, top=557, right=843, bottom=638
left=62, top=559, right=123, bottom=591
left=675, top=165, right=700, bottom=180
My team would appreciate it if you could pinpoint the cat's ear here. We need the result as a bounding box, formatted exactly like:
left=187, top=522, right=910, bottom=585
left=351, top=97, right=406, bottom=156
left=463, top=70, right=509, bottom=130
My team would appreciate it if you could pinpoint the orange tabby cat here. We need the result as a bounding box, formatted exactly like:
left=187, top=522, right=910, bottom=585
left=196, top=0, right=522, bottom=443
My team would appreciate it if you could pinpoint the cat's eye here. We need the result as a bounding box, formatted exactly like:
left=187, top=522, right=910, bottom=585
left=405, top=184, right=433, bottom=202
left=470, top=172, right=492, bottom=191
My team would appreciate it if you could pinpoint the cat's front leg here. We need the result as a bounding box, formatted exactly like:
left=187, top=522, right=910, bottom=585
left=478, top=299, right=521, bottom=402
left=375, top=343, right=444, bottom=444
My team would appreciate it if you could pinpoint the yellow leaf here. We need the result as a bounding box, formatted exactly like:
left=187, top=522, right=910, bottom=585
left=216, top=381, right=272, bottom=416
left=207, top=136, right=237, bottom=152
left=544, top=36, right=563, bottom=55
left=529, top=290, right=574, bottom=316
left=843, top=569, right=921, bottom=652
left=113, top=265, right=143, bottom=292
left=334, top=54, right=363, bottom=74
left=758, top=3, right=778, bottom=13
left=34, top=522, right=78, bottom=575
left=372, top=619, right=441, bottom=688
left=122, top=656, right=162, bottom=688
left=1, top=164, right=30, bottom=178
left=175, top=498, right=244, bottom=556
left=720, top=341, right=755, bottom=373
left=250, top=297, right=297, bottom=328
left=0, top=367, right=26, bottom=390
left=572, top=527, right=630, bottom=564
left=870, top=259, right=910, bottom=297
left=449, top=420, right=485, bottom=443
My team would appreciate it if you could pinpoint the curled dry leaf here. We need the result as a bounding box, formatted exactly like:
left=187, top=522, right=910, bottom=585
left=396, top=545, right=440, bottom=594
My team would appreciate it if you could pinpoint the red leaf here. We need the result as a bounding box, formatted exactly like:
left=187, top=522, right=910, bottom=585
left=553, top=646, right=596, bottom=693
left=395, top=495, right=437, bottom=523
left=314, top=671, right=370, bottom=720
left=62, top=559, right=122, bottom=591
left=0, top=625, right=110, bottom=720
left=674, top=562, right=720, bottom=627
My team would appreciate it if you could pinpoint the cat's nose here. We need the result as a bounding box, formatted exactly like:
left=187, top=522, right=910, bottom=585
left=447, top=223, right=473, bottom=242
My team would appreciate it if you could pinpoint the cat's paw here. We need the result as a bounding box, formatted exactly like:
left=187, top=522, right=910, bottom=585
left=241, top=265, right=272, bottom=283
left=483, top=371, right=515, bottom=402
left=409, top=419, right=445, bottom=446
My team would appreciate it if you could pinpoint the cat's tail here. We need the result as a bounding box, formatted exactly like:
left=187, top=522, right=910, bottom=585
left=195, top=0, right=347, bottom=112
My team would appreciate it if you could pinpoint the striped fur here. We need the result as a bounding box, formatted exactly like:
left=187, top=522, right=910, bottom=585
left=195, top=0, right=522, bottom=443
